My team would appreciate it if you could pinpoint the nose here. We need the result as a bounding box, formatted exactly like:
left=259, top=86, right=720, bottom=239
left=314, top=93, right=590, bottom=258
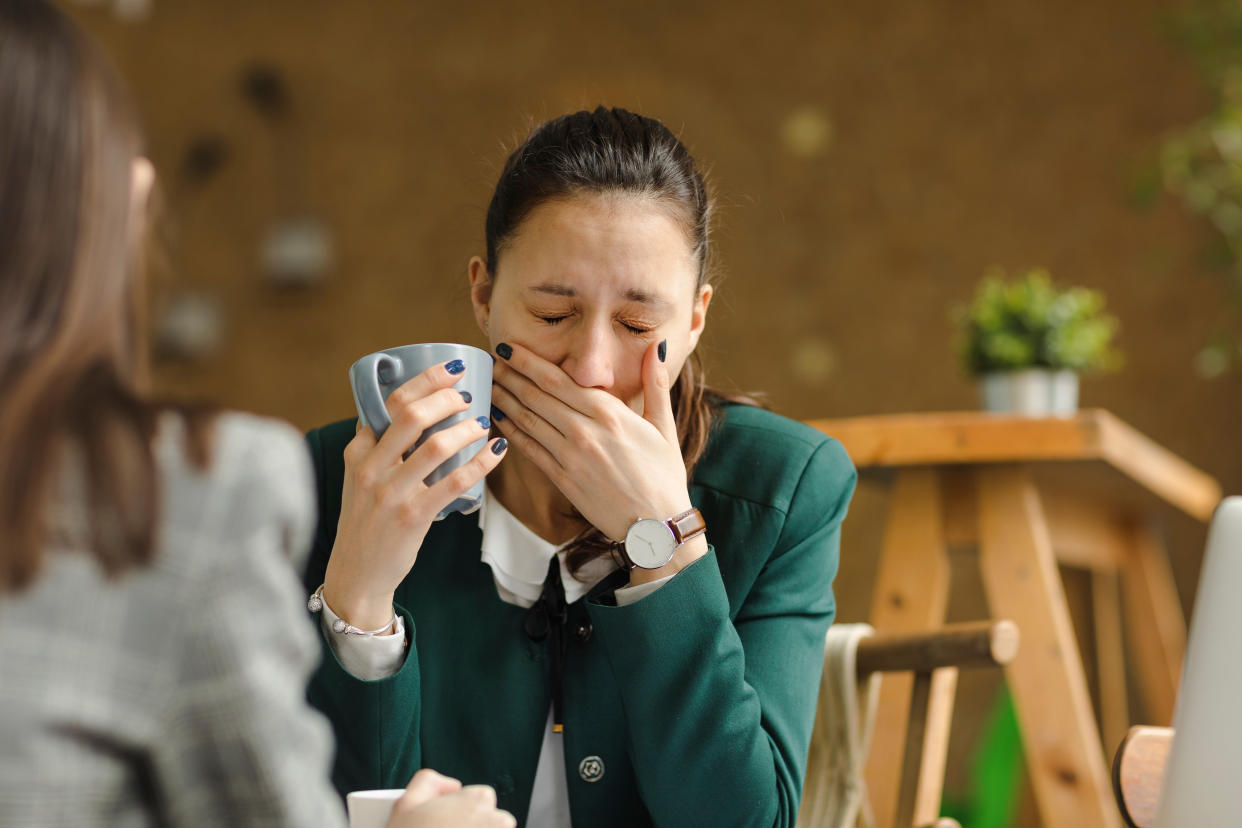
left=559, top=318, right=616, bottom=391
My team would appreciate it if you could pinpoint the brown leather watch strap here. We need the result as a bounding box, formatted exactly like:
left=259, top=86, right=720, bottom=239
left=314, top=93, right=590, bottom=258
left=667, top=508, right=706, bottom=544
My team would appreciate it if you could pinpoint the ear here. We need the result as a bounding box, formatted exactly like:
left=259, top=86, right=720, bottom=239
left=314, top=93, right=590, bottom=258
left=467, top=256, right=493, bottom=338
left=127, top=157, right=157, bottom=392
left=130, top=157, right=156, bottom=214
left=686, top=283, right=713, bottom=353
left=128, top=157, right=156, bottom=245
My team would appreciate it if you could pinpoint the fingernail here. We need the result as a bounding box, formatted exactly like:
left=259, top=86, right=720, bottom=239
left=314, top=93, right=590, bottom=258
left=658, top=339, right=667, bottom=363
left=476, top=416, right=491, bottom=430
left=490, top=404, right=505, bottom=422
left=491, top=437, right=508, bottom=455
left=459, top=390, right=472, bottom=404
left=445, top=359, right=465, bottom=375
left=495, top=343, right=513, bottom=360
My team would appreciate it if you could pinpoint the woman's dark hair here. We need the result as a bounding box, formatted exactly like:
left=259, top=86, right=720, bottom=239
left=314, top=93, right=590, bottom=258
left=482, top=106, right=760, bottom=573
left=0, top=0, right=213, bottom=592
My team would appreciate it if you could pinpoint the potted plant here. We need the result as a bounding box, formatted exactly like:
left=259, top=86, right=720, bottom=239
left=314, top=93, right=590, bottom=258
left=954, top=268, right=1122, bottom=416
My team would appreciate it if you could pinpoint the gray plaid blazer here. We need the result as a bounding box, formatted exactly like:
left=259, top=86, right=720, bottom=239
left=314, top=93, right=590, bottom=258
left=0, top=413, right=346, bottom=827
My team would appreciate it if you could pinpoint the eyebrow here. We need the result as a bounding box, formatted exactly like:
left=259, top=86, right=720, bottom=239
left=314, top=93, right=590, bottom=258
left=528, top=283, right=671, bottom=307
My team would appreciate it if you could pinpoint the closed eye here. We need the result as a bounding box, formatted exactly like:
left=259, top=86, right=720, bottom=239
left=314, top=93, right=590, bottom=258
left=532, top=309, right=655, bottom=335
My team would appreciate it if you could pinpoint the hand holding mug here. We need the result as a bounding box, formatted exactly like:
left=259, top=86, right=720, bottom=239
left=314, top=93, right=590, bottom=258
left=348, top=770, right=515, bottom=828
left=325, top=346, right=508, bottom=630
left=387, top=772, right=515, bottom=828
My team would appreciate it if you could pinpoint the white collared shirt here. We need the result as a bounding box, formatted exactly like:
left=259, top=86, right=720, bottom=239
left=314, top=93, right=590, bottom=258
left=320, top=485, right=672, bottom=827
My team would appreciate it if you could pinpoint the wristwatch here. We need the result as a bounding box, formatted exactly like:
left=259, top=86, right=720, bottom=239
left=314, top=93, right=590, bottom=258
left=615, top=508, right=707, bottom=570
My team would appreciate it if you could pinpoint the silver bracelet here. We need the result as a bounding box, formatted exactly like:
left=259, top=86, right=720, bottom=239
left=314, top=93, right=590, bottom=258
left=307, top=584, right=398, bottom=636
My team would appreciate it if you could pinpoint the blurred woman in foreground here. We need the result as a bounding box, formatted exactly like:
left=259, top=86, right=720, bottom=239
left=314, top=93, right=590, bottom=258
left=0, top=1, right=512, bottom=825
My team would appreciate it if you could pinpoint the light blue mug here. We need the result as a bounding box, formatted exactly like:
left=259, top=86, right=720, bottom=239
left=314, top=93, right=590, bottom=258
left=348, top=343, right=493, bottom=520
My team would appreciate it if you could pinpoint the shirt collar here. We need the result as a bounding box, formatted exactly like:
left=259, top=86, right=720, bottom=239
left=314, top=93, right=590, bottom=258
left=477, top=485, right=617, bottom=606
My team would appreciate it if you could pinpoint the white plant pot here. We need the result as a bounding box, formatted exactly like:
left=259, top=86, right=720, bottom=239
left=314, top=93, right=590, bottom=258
left=979, top=369, right=1079, bottom=417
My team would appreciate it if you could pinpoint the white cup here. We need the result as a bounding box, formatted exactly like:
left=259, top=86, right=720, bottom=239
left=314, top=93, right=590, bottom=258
left=347, top=789, right=405, bottom=828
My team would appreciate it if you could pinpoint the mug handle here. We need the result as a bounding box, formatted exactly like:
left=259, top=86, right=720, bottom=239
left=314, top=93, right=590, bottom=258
left=354, top=353, right=400, bottom=440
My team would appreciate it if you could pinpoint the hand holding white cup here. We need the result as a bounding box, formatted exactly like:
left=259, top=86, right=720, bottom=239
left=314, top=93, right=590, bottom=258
left=348, top=769, right=516, bottom=828
left=347, top=789, right=405, bottom=828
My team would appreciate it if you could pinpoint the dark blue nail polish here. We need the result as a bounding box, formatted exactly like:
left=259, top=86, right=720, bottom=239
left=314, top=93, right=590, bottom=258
left=476, top=416, right=491, bottom=430
left=445, top=359, right=465, bottom=375
left=491, top=437, right=508, bottom=455
left=490, top=404, right=505, bottom=422
left=459, top=390, right=472, bottom=404
left=495, top=343, right=513, bottom=360
left=658, top=339, right=667, bottom=363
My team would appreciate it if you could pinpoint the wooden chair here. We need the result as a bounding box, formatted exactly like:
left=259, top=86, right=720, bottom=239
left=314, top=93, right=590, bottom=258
left=799, top=619, right=1019, bottom=828
left=1112, top=726, right=1174, bottom=828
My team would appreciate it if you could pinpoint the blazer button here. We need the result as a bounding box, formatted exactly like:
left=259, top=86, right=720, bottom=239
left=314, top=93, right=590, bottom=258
left=578, top=755, right=605, bottom=782
left=574, top=621, right=593, bottom=643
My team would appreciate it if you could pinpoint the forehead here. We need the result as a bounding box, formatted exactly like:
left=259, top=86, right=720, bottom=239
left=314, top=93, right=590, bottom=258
left=495, top=194, right=699, bottom=301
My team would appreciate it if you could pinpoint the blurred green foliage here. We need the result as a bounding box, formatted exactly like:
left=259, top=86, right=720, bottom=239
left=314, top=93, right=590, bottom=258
left=941, top=688, right=1023, bottom=828
left=955, top=268, right=1122, bottom=376
left=1159, top=0, right=1242, bottom=375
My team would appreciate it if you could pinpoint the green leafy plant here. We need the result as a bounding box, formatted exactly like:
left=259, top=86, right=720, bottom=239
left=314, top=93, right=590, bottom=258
left=955, top=268, right=1122, bottom=376
left=1156, top=0, right=1242, bottom=375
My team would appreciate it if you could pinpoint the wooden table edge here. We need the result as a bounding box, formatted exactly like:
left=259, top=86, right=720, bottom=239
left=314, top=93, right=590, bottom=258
left=805, top=409, right=1222, bottom=521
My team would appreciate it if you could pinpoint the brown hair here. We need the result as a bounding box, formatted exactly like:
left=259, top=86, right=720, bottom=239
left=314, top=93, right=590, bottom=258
left=0, top=0, right=213, bottom=593
left=482, top=107, right=762, bottom=574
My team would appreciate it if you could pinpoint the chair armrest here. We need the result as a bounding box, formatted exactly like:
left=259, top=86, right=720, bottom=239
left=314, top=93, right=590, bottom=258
left=1112, top=725, right=1174, bottom=828
left=856, top=619, right=1019, bottom=676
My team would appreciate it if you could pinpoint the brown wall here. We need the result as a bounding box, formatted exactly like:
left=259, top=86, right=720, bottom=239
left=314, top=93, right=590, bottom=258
left=67, top=0, right=1237, bottom=813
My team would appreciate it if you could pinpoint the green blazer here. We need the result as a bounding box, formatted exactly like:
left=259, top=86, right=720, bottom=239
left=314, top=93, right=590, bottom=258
left=303, top=403, right=856, bottom=827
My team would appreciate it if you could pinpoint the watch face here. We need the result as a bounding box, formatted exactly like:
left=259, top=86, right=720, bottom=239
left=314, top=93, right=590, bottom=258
left=625, top=519, right=677, bottom=569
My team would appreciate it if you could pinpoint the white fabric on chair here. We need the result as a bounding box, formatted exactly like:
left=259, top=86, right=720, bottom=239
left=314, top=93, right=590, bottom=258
left=797, top=623, right=881, bottom=828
